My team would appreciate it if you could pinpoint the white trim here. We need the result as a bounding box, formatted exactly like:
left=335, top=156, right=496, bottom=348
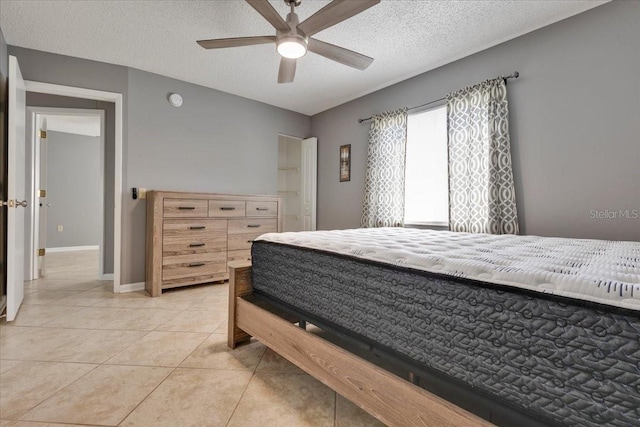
left=46, top=245, right=99, bottom=253
left=25, top=81, right=121, bottom=103
left=118, top=282, right=145, bottom=293
left=98, top=112, right=105, bottom=278
left=26, top=106, right=106, bottom=116
left=27, top=107, right=106, bottom=281
left=24, top=108, right=37, bottom=281
left=404, top=222, right=450, bottom=227
left=100, top=273, right=114, bottom=280
left=24, top=80, right=123, bottom=294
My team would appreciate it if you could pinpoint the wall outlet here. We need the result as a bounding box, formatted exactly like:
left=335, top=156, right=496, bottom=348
left=57, top=225, right=64, bottom=232
left=139, top=188, right=147, bottom=199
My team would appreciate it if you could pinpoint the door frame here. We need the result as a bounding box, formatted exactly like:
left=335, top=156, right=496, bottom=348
left=26, top=107, right=106, bottom=281
left=301, top=137, right=318, bottom=231
left=24, top=80, right=123, bottom=293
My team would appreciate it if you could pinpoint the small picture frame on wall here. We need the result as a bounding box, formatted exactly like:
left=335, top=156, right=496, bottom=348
left=339, top=144, right=351, bottom=182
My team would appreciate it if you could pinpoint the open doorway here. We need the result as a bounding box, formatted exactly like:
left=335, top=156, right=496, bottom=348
left=26, top=108, right=105, bottom=283
left=277, top=134, right=318, bottom=232
left=22, top=80, right=123, bottom=293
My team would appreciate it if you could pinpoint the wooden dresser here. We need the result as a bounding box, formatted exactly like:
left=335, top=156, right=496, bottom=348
left=146, top=191, right=282, bottom=297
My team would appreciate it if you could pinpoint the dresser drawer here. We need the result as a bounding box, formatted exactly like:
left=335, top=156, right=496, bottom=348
left=227, top=249, right=252, bottom=264
left=163, top=199, right=208, bottom=218
left=209, top=200, right=246, bottom=218
left=162, top=250, right=226, bottom=267
left=228, top=218, right=277, bottom=235
left=246, top=201, right=278, bottom=217
left=163, top=236, right=226, bottom=254
left=162, top=259, right=226, bottom=281
left=163, top=219, right=226, bottom=242
left=228, top=233, right=264, bottom=251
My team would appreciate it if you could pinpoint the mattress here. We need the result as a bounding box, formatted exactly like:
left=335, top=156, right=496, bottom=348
left=256, top=228, right=640, bottom=311
left=251, top=229, right=640, bottom=427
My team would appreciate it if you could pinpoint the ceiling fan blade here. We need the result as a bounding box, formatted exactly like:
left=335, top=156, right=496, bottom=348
left=278, top=58, right=297, bottom=84
left=297, top=0, right=380, bottom=37
left=197, top=36, right=276, bottom=49
left=308, top=38, right=373, bottom=70
left=245, top=0, right=290, bottom=32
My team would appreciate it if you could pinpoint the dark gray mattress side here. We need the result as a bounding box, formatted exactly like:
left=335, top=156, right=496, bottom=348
left=251, top=241, right=640, bottom=427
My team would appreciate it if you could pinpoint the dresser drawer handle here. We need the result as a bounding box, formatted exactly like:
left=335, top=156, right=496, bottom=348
left=189, top=226, right=206, bottom=230
left=255, top=207, right=269, bottom=211
left=189, top=243, right=205, bottom=247
left=247, top=224, right=261, bottom=228
left=178, top=206, right=196, bottom=210
left=189, top=263, right=205, bottom=267
left=220, top=207, right=236, bottom=211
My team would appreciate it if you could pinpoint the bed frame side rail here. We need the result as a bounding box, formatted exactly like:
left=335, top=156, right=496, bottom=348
left=227, top=262, right=491, bottom=427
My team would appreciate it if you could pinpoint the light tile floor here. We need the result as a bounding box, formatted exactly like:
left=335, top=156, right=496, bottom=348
left=0, top=250, right=385, bottom=426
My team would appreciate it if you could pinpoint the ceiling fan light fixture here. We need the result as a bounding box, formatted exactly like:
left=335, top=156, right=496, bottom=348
left=197, top=0, right=380, bottom=83
left=277, top=36, right=307, bottom=59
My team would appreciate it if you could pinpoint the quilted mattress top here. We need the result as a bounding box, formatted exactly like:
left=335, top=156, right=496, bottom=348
left=256, top=228, right=640, bottom=311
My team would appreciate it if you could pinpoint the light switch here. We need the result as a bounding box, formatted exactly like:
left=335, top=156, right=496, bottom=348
left=139, top=188, right=147, bottom=199
left=57, top=225, right=64, bottom=232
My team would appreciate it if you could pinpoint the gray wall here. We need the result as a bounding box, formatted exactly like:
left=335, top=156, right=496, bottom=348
left=46, top=131, right=102, bottom=248
left=26, top=93, right=115, bottom=274
left=9, top=46, right=311, bottom=284
left=124, top=68, right=310, bottom=283
left=311, top=1, right=640, bottom=242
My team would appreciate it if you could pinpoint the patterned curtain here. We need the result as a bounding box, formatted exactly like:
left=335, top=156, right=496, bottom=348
left=361, top=108, right=408, bottom=228
left=447, top=78, right=519, bottom=234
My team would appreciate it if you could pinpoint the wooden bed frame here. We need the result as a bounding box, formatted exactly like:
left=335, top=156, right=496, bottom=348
left=227, top=261, right=491, bottom=427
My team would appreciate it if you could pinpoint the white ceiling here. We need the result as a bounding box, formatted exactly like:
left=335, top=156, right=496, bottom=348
left=1, top=0, right=607, bottom=116
left=45, top=115, right=101, bottom=137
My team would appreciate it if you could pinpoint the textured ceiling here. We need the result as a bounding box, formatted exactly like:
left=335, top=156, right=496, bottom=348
left=1, top=0, right=607, bottom=115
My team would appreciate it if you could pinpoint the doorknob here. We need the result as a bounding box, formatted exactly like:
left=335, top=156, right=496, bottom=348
left=1, top=199, right=27, bottom=207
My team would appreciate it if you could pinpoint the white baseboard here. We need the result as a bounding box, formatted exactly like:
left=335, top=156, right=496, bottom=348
left=100, top=273, right=114, bottom=280
left=47, top=245, right=99, bottom=253
left=118, top=282, right=145, bottom=293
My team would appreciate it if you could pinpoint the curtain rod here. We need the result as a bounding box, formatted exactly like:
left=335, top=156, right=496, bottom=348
left=357, top=71, right=520, bottom=124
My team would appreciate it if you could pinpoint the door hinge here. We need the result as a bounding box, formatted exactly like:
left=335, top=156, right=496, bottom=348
left=39, top=189, right=47, bottom=197
left=40, top=130, right=47, bottom=139
left=38, top=248, right=46, bottom=256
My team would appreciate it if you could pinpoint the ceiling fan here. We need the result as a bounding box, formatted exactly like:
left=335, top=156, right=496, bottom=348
left=197, top=0, right=380, bottom=83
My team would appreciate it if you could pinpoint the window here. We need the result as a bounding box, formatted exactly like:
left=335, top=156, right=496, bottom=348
left=404, top=105, right=449, bottom=226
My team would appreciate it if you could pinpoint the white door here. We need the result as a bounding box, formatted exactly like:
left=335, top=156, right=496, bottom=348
left=300, top=137, right=317, bottom=231
left=6, top=56, right=27, bottom=321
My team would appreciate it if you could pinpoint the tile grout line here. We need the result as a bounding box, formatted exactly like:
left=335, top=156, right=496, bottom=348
left=13, top=361, right=102, bottom=423
left=155, top=329, right=212, bottom=369
left=103, top=320, right=221, bottom=424
left=112, top=364, right=178, bottom=426
left=224, top=342, right=269, bottom=426
left=334, top=391, right=338, bottom=427
left=98, top=305, right=191, bottom=426
left=100, top=329, right=156, bottom=366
